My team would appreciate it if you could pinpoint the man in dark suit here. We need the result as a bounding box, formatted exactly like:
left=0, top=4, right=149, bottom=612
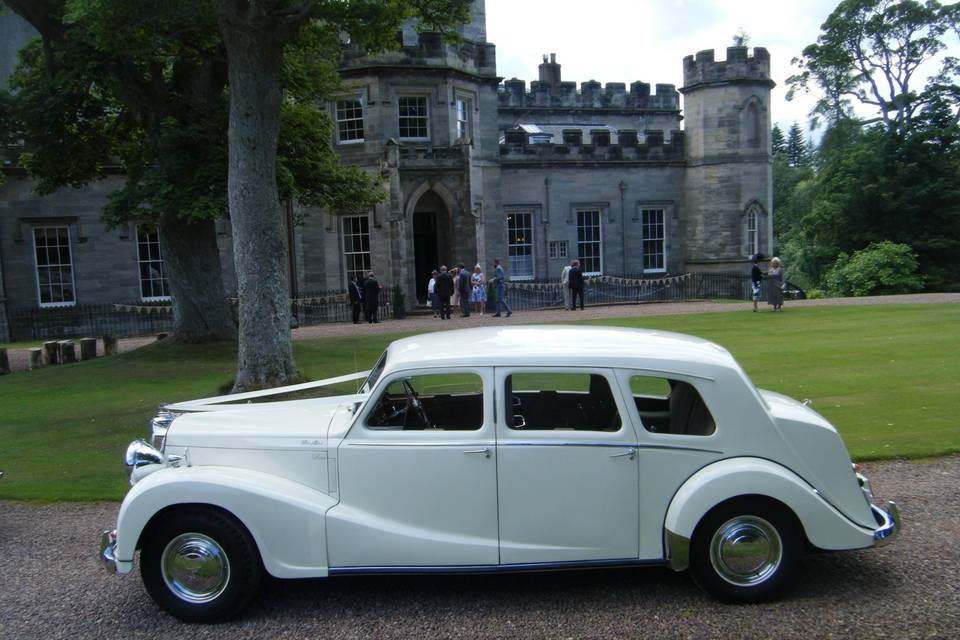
left=435, top=265, right=454, bottom=320
left=348, top=274, right=363, bottom=324
left=362, top=271, right=381, bottom=323
left=568, top=259, right=584, bottom=310
left=457, top=263, right=472, bottom=317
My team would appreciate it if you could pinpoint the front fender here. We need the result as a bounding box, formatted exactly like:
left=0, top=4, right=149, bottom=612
left=663, top=457, right=875, bottom=570
left=114, top=466, right=338, bottom=579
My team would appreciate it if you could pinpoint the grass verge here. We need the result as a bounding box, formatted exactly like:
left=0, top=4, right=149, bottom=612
left=0, top=303, right=956, bottom=502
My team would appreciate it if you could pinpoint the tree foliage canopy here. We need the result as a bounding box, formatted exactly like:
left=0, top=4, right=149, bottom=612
left=787, top=0, right=960, bottom=133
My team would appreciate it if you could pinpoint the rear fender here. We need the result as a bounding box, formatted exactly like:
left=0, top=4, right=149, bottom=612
left=663, top=457, right=874, bottom=570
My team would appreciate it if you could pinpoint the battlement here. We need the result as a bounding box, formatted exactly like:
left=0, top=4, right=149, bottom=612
left=339, top=33, right=497, bottom=77
left=499, top=128, right=685, bottom=163
left=498, top=79, right=679, bottom=110
left=682, top=46, right=772, bottom=90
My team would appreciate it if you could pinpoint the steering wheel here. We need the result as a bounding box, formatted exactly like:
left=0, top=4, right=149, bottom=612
left=402, top=379, right=432, bottom=428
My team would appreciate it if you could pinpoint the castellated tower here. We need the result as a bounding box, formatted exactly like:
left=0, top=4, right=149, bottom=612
left=682, top=47, right=774, bottom=269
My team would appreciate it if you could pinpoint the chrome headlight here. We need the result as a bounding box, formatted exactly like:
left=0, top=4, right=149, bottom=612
left=125, top=439, right=163, bottom=475
left=149, top=406, right=179, bottom=451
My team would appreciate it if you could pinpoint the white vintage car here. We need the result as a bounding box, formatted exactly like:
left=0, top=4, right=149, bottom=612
left=100, top=325, right=899, bottom=622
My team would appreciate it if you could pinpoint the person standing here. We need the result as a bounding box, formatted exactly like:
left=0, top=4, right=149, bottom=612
left=348, top=274, right=363, bottom=324
left=491, top=258, right=512, bottom=318
left=450, top=266, right=461, bottom=311
left=457, top=263, right=472, bottom=317
left=568, top=259, right=584, bottom=310
left=428, top=270, right=438, bottom=317
left=766, top=257, right=785, bottom=311
left=560, top=262, right=572, bottom=310
left=362, top=271, right=381, bottom=323
left=750, top=254, right=764, bottom=313
left=470, top=264, right=486, bottom=315
left=435, top=265, right=454, bottom=320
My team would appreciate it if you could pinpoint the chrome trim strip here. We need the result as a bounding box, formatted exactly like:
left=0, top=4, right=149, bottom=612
left=329, top=558, right=663, bottom=576
left=348, top=441, right=722, bottom=454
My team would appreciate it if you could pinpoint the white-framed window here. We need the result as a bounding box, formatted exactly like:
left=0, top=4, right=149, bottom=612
left=398, top=96, right=429, bottom=140
left=576, top=209, right=603, bottom=275
left=342, top=215, right=371, bottom=284
left=507, top=211, right=534, bottom=279
left=455, top=96, right=471, bottom=141
left=746, top=207, right=759, bottom=257
left=33, top=226, right=76, bottom=307
left=548, top=240, right=568, bottom=259
left=136, top=227, right=170, bottom=301
left=335, top=97, right=364, bottom=143
left=641, top=208, right=666, bottom=272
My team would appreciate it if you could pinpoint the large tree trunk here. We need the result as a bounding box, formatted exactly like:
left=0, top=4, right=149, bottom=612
left=217, top=3, right=300, bottom=391
left=159, top=217, right=236, bottom=342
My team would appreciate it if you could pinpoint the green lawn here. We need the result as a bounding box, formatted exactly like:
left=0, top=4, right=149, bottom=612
left=0, top=303, right=957, bottom=502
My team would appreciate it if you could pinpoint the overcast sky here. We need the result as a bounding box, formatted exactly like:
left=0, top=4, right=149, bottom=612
left=485, top=0, right=848, bottom=137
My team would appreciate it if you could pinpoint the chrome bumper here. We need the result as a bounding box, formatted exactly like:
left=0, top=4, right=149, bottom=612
left=871, top=501, right=901, bottom=546
left=99, top=529, right=119, bottom=574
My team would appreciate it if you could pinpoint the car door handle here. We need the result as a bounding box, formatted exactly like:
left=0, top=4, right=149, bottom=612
left=464, top=448, right=491, bottom=458
left=610, top=448, right=636, bottom=460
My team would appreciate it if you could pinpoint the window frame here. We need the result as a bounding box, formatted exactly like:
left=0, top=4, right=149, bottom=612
left=548, top=240, right=569, bottom=260
left=335, top=96, right=365, bottom=144
left=575, top=208, right=604, bottom=276
left=455, top=95, right=472, bottom=142
left=360, top=368, right=490, bottom=433
left=641, top=207, right=667, bottom=273
left=33, top=225, right=77, bottom=308
left=619, top=370, right=719, bottom=438
left=398, top=95, right=430, bottom=141
left=506, top=210, right=535, bottom=280
left=136, top=227, right=171, bottom=302
left=341, top=214, right=372, bottom=287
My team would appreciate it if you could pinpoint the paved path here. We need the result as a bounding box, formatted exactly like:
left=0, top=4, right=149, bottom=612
left=1, top=456, right=956, bottom=639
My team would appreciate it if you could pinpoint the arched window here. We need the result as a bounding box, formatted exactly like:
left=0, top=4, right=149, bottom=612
left=745, top=204, right=761, bottom=256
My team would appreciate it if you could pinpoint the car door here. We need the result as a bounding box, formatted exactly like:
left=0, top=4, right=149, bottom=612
left=495, top=367, right=640, bottom=565
left=326, top=367, right=499, bottom=568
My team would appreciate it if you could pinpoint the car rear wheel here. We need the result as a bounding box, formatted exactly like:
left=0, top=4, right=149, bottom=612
left=690, top=498, right=801, bottom=603
left=140, top=508, right=262, bottom=622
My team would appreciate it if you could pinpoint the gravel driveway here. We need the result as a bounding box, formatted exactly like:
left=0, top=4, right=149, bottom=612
left=1, top=456, right=957, bottom=639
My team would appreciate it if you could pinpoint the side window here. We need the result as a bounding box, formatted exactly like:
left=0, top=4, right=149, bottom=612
left=506, top=372, right=621, bottom=432
left=367, top=373, right=483, bottom=431
left=630, top=375, right=716, bottom=436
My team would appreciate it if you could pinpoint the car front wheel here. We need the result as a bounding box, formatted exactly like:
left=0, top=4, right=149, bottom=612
left=140, top=508, right=262, bottom=622
left=689, top=498, right=801, bottom=603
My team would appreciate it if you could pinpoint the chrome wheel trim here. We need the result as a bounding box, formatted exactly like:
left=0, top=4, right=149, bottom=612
left=161, top=533, right=231, bottom=604
left=709, top=515, right=782, bottom=587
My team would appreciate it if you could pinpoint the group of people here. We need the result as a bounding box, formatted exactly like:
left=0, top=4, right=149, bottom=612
left=427, top=258, right=513, bottom=320
left=348, top=271, right=382, bottom=324
left=751, top=255, right=786, bottom=312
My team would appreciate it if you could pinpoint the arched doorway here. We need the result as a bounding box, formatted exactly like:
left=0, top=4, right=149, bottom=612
left=412, top=191, right=450, bottom=303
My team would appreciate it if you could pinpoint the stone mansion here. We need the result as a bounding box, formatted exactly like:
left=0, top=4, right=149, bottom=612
left=0, top=0, right=774, bottom=336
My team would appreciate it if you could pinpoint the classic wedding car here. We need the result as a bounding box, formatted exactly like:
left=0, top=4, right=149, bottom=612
left=99, top=326, right=899, bottom=621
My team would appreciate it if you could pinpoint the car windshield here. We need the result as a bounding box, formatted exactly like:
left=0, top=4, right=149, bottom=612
left=359, top=350, right=388, bottom=394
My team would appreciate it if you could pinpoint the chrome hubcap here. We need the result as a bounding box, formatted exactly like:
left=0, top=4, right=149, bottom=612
left=709, top=515, right=782, bottom=586
left=161, top=533, right=230, bottom=603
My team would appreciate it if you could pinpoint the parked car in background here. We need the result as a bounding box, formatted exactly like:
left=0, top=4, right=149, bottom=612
left=99, top=326, right=899, bottom=622
left=783, top=281, right=807, bottom=300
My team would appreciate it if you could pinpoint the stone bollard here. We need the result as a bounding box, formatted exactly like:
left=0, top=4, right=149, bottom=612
left=80, top=338, right=97, bottom=361
left=102, top=335, right=118, bottom=356
left=0, top=348, right=9, bottom=375
left=43, top=340, right=60, bottom=365
left=59, top=340, right=77, bottom=364
left=156, top=332, right=168, bottom=341
left=29, top=348, right=43, bottom=370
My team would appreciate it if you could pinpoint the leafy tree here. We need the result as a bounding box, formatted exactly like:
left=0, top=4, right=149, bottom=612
left=215, top=0, right=471, bottom=391
left=787, top=0, right=960, bottom=134
left=732, top=29, right=750, bottom=47
left=1, top=0, right=384, bottom=347
left=823, top=241, right=923, bottom=296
